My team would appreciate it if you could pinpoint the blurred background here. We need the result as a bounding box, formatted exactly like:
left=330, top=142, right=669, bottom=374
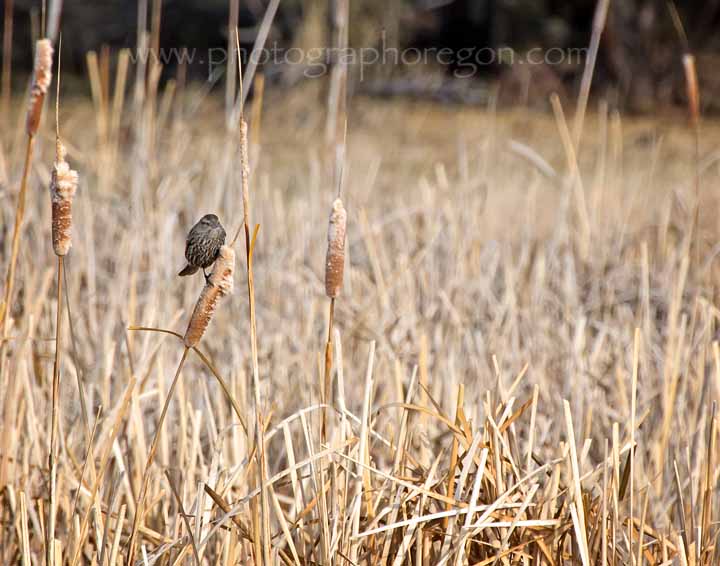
left=2, top=0, right=720, bottom=112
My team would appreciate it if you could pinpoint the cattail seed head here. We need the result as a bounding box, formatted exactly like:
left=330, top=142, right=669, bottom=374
left=325, top=198, right=347, bottom=298
left=208, top=245, right=235, bottom=295
left=26, top=39, right=54, bottom=136
left=683, top=54, right=700, bottom=129
left=49, top=139, right=78, bottom=256
left=183, top=245, right=235, bottom=348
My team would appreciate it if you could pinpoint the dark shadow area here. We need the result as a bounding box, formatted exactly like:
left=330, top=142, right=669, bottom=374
left=2, top=0, right=720, bottom=111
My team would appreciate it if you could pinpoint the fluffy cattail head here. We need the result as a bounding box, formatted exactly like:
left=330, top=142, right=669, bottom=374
left=208, top=245, right=235, bottom=295
left=325, top=198, right=347, bottom=298
left=49, top=139, right=78, bottom=256
left=183, top=245, right=235, bottom=348
left=26, top=39, right=54, bottom=136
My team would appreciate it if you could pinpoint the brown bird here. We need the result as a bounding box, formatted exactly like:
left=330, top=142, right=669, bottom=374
left=178, top=214, right=227, bottom=282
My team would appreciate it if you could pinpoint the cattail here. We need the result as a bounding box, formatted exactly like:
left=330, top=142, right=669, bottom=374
left=183, top=245, right=235, bottom=348
left=49, top=139, right=78, bottom=256
left=26, top=39, right=54, bottom=136
left=324, top=198, right=347, bottom=298
left=683, top=54, right=700, bottom=129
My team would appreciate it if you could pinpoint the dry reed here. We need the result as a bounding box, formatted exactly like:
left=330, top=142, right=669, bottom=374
left=235, top=29, right=271, bottom=563
left=47, top=43, right=74, bottom=566
left=26, top=39, right=53, bottom=136
left=1, top=0, right=13, bottom=126
left=0, top=38, right=52, bottom=332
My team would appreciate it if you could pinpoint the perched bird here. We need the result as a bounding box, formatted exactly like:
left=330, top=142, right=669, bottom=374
left=178, top=214, right=227, bottom=282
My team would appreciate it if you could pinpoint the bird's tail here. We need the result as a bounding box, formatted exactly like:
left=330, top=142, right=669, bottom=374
left=178, top=264, right=199, bottom=277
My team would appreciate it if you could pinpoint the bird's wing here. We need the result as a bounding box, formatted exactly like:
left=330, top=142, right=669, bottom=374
left=179, top=264, right=199, bottom=277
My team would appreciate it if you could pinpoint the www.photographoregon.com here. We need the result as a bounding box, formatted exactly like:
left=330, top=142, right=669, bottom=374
left=128, top=40, right=589, bottom=80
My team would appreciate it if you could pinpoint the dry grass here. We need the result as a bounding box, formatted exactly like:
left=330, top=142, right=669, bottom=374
left=1, top=51, right=720, bottom=565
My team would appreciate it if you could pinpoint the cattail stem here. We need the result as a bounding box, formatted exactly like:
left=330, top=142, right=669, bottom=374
left=319, top=195, right=346, bottom=563
left=2, top=38, right=53, bottom=379
left=128, top=325, right=248, bottom=435
left=683, top=54, right=701, bottom=266
left=1, top=0, right=13, bottom=129
left=317, top=297, right=335, bottom=564
left=47, top=44, right=69, bottom=566
left=63, top=260, right=91, bottom=442
left=0, top=134, right=35, bottom=335
left=47, top=254, right=63, bottom=566
left=126, top=347, right=189, bottom=565
left=322, top=298, right=335, bottom=442
left=235, top=28, right=269, bottom=562
left=246, top=223, right=270, bottom=565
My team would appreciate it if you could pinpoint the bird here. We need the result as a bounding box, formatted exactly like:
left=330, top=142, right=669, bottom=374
left=178, top=214, right=227, bottom=282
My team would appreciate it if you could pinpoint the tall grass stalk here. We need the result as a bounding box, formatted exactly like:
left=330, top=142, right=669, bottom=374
left=682, top=54, right=701, bottom=266
left=1, top=38, right=52, bottom=335
left=125, top=347, right=190, bottom=564
left=47, top=253, right=62, bottom=566
left=47, top=44, right=80, bottom=564
left=1, top=0, right=13, bottom=128
left=235, top=30, right=270, bottom=564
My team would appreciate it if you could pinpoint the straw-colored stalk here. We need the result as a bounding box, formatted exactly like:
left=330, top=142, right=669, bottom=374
left=1, top=48, right=50, bottom=525
left=571, top=0, right=609, bottom=150
left=235, top=28, right=269, bottom=562
left=682, top=54, right=701, bottom=265
left=47, top=252, right=63, bottom=566
left=26, top=39, right=53, bottom=136
left=126, top=246, right=234, bottom=564
left=183, top=245, right=235, bottom=348
left=47, top=139, right=77, bottom=566
left=0, top=39, right=53, bottom=333
left=243, top=157, right=270, bottom=566
left=325, top=0, right=348, bottom=146
left=1, top=0, right=14, bottom=127
left=46, top=43, right=69, bottom=566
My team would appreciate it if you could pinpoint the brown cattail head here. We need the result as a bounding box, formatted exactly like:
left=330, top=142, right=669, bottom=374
left=26, top=39, right=54, bottom=136
left=325, top=198, right=347, bottom=298
left=49, top=139, right=78, bottom=256
left=183, top=245, right=235, bottom=348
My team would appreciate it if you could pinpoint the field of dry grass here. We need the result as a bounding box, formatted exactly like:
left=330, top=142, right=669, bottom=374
left=2, top=39, right=720, bottom=565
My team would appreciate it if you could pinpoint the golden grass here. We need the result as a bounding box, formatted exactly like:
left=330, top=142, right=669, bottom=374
left=1, top=61, right=720, bottom=564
